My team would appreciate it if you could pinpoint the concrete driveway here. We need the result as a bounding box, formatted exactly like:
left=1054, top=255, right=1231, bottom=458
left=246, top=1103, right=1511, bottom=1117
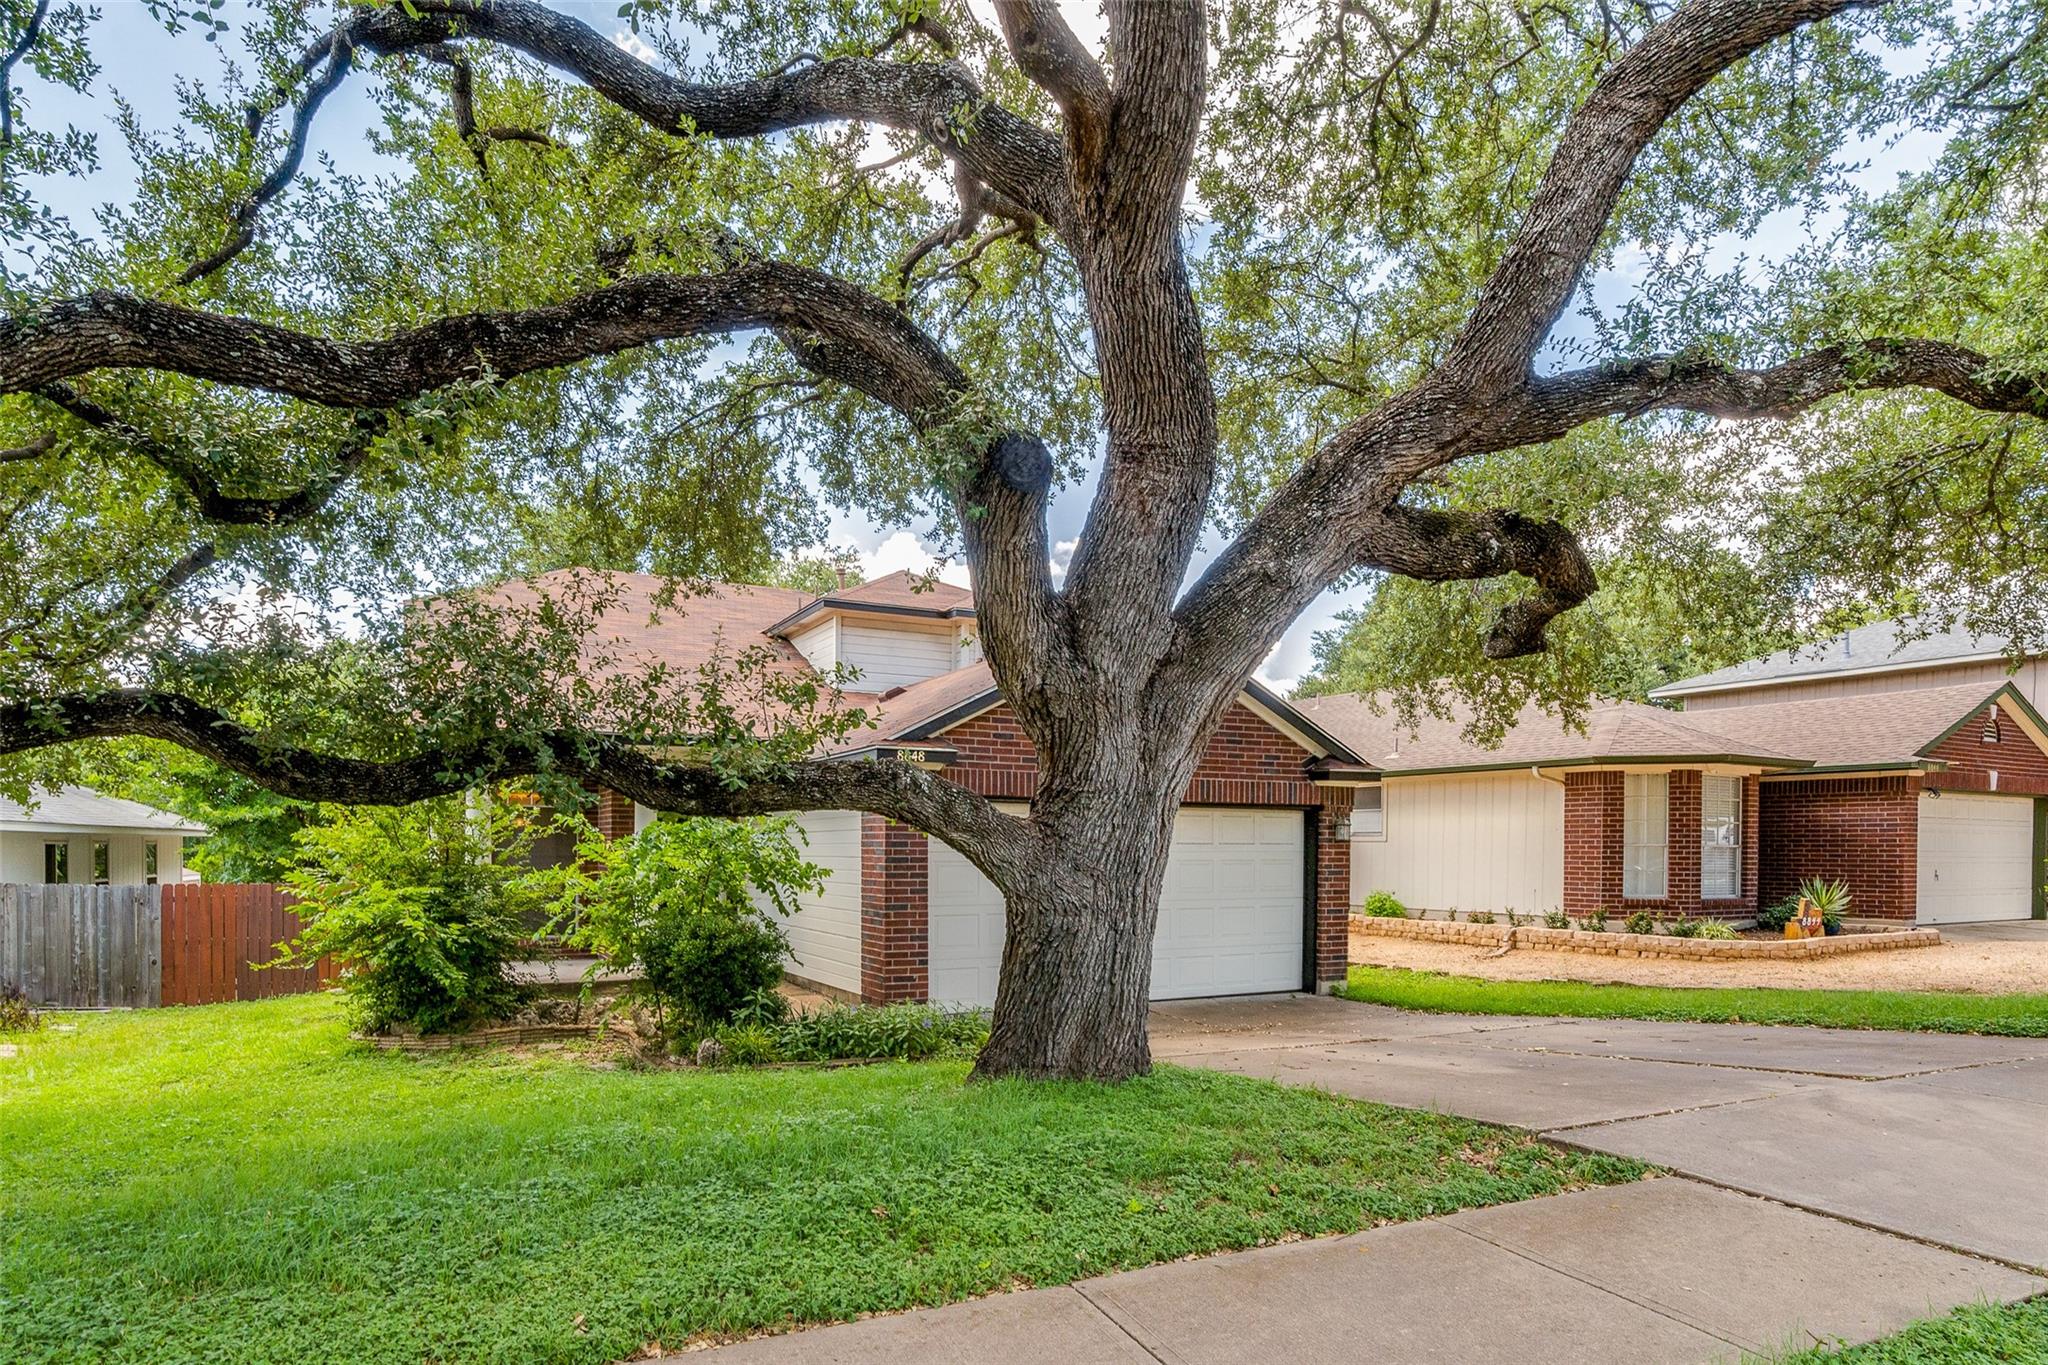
left=685, top=996, right=2048, bottom=1363
left=1155, top=994, right=2048, bottom=1271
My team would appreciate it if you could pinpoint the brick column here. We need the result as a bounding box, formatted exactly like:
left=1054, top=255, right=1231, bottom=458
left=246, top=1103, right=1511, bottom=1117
left=1739, top=774, right=1762, bottom=915
left=590, top=788, right=636, bottom=840
left=1312, top=793, right=1354, bottom=988
left=1666, top=769, right=1702, bottom=916
left=1563, top=771, right=1624, bottom=916
left=860, top=814, right=929, bottom=1003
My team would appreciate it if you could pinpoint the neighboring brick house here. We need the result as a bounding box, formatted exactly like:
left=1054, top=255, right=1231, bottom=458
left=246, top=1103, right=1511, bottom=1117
left=1301, top=667, right=2048, bottom=928
left=1653, top=621, right=2048, bottom=927
left=490, top=568, right=1369, bottom=1006
left=1293, top=695, right=1792, bottom=925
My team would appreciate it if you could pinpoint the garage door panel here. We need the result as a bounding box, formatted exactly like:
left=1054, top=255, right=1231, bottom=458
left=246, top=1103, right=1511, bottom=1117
left=926, top=806, right=1306, bottom=1007
left=1917, top=794, right=2034, bottom=924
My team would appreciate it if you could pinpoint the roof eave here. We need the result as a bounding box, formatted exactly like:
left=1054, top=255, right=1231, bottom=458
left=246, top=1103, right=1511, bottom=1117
left=1650, top=649, right=2016, bottom=699
left=1378, top=754, right=1811, bottom=779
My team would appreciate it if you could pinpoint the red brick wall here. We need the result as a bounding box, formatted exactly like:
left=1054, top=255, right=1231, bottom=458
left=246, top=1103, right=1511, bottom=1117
left=1313, top=790, right=1354, bottom=986
left=1759, top=776, right=1920, bottom=922
left=1665, top=770, right=1703, bottom=913
left=1563, top=769, right=1758, bottom=920
left=590, top=788, right=636, bottom=840
left=1563, top=771, right=1624, bottom=916
left=1922, top=706, right=2048, bottom=796
left=859, top=815, right=929, bottom=1003
left=939, top=702, right=1325, bottom=806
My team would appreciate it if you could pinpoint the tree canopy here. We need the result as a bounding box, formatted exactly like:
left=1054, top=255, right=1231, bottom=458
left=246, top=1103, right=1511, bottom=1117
left=1, top=0, right=2044, bottom=1076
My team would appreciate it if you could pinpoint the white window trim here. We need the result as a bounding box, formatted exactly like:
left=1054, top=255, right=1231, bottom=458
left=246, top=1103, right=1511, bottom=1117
left=1353, top=786, right=1386, bottom=842
left=1623, top=772, right=1669, bottom=901
left=1700, top=775, right=1742, bottom=900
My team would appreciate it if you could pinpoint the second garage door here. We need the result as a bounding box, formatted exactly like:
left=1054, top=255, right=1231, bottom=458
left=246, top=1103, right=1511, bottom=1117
left=926, top=805, right=1306, bottom=1007
left=1917, top=793, right=2036, bottom=924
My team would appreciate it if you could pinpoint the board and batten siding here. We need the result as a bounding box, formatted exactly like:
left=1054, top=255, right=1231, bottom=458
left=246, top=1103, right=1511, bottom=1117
left=838, top=620, right=958, bottom=691
left=776, top=809, right=864, bottom=994
left=0, top=830, right=184, bottom=886
left=789, top=618, right=839, bottom=674
left=1678, top=658, right=2044, bottom=712
left=1353, top=772, right=1564, bottom=917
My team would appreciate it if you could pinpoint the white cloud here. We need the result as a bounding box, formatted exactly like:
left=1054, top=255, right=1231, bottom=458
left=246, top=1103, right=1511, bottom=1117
left=853, top=530, right=972, bottom=588
left=1047, top=537, right=1079, bottom=585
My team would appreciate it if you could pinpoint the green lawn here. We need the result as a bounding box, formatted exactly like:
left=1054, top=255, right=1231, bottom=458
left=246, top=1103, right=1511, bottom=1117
left=1769, top=1295, right=2048, bottom=1362
left=1341, top=965, right=2048, bottom=1036
left=0, top=995, right=1642, bottom=1364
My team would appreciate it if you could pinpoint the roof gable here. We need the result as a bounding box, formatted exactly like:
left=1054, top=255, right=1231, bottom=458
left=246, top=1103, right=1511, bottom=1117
left=1676, top=681, right=2048, bottom=771
left=1650, top=618, right=2023, bottom=698
left=1289, top=692, right=1803, bottom=774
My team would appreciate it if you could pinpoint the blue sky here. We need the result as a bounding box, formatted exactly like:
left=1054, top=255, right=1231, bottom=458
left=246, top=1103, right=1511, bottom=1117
left=23, top=2, right=1938, bottom=691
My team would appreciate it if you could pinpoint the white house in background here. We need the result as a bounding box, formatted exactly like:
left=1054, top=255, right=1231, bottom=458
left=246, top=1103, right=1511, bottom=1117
left=0, top=786, right=205, bottom=886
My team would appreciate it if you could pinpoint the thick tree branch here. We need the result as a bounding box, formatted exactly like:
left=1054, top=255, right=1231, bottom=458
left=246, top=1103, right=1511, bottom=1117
left=0, top=0, right=49, bottom=147
left=1511, top=339, right=2048, bottom=440
left=993, top=0, right=1110, bottom=153
left=1, top=264, right=963, bottom=415
left=332, top=0, right=1073, bottom=234
left=37, top=383, right=389, bottom=525
left=0, top=430, right=55, bottom=463
left=178, top=29, right=355, bottom=286
left=1355, top=505, right=1599, bottom=659
left=0, top=689, right=1044, bottom=886
left=1443, top=0, right=1873, bottom=392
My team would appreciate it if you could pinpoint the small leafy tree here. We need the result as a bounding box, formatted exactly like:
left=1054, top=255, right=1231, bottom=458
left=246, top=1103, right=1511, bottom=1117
left=557, top=816, right=825, bottom=1032
left=278, top=798, right=557, bottom=1035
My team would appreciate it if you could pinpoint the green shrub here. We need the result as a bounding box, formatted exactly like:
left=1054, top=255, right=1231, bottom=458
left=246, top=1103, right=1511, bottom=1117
left=277, top=798, right=542, bottom=1035
left=1756, top=896, right=1800, bottom=932
left=1465, top=909, right=1496, bottom=925
left=1359, top=890, right=1408, bottom=918
left=1580, top=909, right=1609, bottom=932
left=558, top=815, right=823, bottom=1031
left=1624, top=911, right=1655, bottom=936
left=703, top=1002, right=991, bottom=1066
left=0, top=983, right=41, bottom=1033
left=1544, top=911, right=1570, bottom=929
left=1666, top=916, right=1701, bottom=938
left=1694, top=922, right=1739, bottom=941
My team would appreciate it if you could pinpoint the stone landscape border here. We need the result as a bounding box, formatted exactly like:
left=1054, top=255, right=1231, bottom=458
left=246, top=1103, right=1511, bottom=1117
left=1350, top=915, right=1942, bottom=960
left=356, top=1022, right=605, bottom=1051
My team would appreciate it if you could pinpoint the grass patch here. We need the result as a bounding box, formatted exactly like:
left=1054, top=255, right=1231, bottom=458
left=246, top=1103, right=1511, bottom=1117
left=1767, top=1295, right=2048, bottom=1361
left=0, top=994, right=1642, bottom=1364
left=1340, top=965, right=2048, bottom=1036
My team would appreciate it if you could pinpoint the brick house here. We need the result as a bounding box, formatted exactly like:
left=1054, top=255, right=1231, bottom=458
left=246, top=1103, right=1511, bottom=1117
left=1301, top=658, right=2048, bottom=928
left=497, top=569, right=1369, bottom=1006
left=1653, top=621, right=2048, bottom=926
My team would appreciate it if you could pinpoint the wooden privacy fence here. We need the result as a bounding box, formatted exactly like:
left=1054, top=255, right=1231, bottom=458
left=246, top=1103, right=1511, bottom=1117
left=0, top=882, right=331, bottom=1008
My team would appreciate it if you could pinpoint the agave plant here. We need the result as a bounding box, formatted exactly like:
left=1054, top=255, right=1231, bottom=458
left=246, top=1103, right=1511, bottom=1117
left=1798, top=877, right=1853, bottom=927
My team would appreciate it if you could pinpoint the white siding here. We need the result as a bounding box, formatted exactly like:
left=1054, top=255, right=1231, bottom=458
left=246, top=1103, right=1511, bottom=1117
left=1353, top=772, right=1563, bottom=918
left=0, top=830, right=184, bottom=885
left=955, top=624, right=983, bottom=668
left=790, top=618, right=839, bottom=674
left=778, top=810, right=864, bottom=993
left=839, top=620, right=958, bottom=691
left=1681, top=659, right=2037, bottom=712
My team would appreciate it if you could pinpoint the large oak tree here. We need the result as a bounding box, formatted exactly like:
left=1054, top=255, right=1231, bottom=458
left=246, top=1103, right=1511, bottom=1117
left=1, top=0, right=2044, bottom=1078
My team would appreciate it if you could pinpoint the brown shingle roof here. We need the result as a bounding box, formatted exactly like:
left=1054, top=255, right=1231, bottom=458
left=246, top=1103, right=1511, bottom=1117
left=828, top=569, right=974, bottom=614
left=827, top=662, right=999, bottom=751
left=1290, top=693, right=1806, bottom=772
left=1675, top=682, right=2021, bottom=768
left=472, top=569, right=822, bottom=686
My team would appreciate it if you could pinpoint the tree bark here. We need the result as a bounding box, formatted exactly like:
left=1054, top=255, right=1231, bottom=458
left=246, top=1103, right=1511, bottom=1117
left=973, top=774, right=1180, bottom=1082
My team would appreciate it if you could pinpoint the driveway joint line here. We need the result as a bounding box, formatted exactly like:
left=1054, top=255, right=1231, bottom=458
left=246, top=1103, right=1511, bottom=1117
left=1453, top=1039, right=2044, bottom=1083
left=1441, top=1210, right=1755, bottom=1353
left=1068, top=1280, right=1173, bottom=1364
left=1532, top=1088, right=1820, bottom=1133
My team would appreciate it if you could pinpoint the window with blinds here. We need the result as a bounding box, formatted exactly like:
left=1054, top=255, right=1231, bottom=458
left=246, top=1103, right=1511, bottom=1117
left=1623, top=772, right=1668, bottom=900
left=1701, top=775, right=1742, bottom=899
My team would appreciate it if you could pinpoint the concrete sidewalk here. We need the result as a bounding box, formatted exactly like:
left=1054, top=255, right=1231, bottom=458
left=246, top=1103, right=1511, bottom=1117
left=681, top=996, right=2048, bottom=1363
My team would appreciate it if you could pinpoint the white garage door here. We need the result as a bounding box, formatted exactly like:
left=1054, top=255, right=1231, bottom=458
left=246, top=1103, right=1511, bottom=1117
left=926, top=806, right=1306, bottom=1007
left=1917, top=793, right=2035, bottom=924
